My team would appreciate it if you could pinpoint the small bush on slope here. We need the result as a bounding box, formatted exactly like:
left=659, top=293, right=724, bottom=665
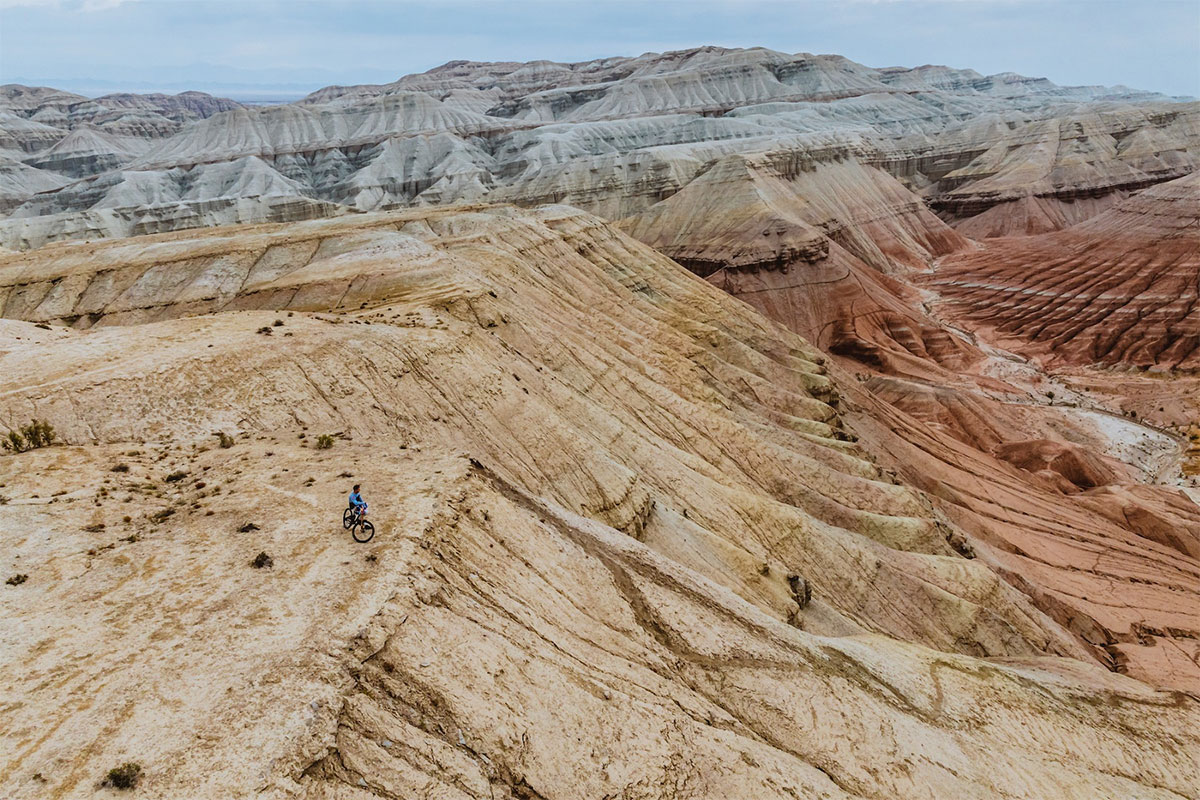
left=2, top=419, right=56, bottom=453
left=103, top=763, right=141, bottom=789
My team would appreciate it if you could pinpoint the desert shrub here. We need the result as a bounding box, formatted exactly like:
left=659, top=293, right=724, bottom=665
left=1, top=419, right=56, bottom=453
left=103, top=763, right=141, bottom=789
left=238, top=522, right=259, bottom=533
left=164, top=471, right=188, bottom=483
left=315, top=434, right=335, bottom=450
left=111, top=463, right=130, bottom=473
left=273, top=319, right=284, bottom=327
left=6, top=574, right=28, bottom=586
left=150, top=508, right=174, bottom=522
left=83, top=523, right=106, bottom=532
left=256, top=326, right=273, bottom=335
left=27, top=420, right=56, bottom=448
left=251, top=551, right=273, bottom=569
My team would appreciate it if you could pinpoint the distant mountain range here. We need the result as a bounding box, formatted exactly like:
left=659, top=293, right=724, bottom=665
left=1, top=45, right=1195, bottom=252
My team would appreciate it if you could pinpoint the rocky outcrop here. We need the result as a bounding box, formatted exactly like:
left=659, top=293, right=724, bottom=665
left=0, top=111, right=66, bottom=155
left=847, top=379, right=1200, bottom=694
left=0, top=84, right=240, bottom=130
left=0, top=156, right=343, bottom=249
left=991, top=439, right=1122, bottom=493
left=87, top=90, right=242, bottom=122
left=130, top=94, right=517, bottom=171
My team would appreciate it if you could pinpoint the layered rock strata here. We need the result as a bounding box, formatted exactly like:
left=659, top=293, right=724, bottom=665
left=1, top=49, right=1194, bottom=248
left=927, top=172, right=1200, bottom=370
left=1, top=207, right=1198, bottom=798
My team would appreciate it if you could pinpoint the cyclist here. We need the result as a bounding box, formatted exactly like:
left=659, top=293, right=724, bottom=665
left=348, top=484, right=368, bottom=522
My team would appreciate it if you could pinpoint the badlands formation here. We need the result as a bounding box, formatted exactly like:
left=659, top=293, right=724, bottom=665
left=0, top=48, right=1198, bottom=799
left=1, top=47, right=1197, bottom=247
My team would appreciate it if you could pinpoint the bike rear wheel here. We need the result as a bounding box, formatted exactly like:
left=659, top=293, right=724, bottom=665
left=342, top=508, right=355, bottom=529
left=353, top=520, right=375, bottom=543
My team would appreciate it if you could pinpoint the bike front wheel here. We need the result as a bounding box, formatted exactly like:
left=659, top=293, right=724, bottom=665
left=353, top=520, right=375, bottom=543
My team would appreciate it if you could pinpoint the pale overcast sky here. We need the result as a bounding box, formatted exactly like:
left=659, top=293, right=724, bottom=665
left=1, top=0, right=1196, bottom=100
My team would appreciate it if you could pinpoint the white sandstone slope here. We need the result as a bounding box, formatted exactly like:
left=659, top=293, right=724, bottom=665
left=0, top=157, right=342, bottom=249
left=129, top=93, right=516, bottom=170
left=332, top=132, right=497, bottom=210
left=0, top=157, right=70, bottom=213
left=24, top=125, right=151, bottom=178
left=1, top=47, right=1195, bottom=247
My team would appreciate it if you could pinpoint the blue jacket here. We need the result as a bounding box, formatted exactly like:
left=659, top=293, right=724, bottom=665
left=349, top=491, right=365, bottom=508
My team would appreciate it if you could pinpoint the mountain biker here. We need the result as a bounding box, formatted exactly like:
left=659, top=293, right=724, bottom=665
left=348, top=484, right=368, bottom=520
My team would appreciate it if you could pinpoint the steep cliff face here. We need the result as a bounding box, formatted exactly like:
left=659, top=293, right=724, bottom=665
left=1, top=207, right=1197, bottom=798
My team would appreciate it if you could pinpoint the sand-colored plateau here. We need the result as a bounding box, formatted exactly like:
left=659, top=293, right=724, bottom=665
left=1, top=205, right=1198, bottom=798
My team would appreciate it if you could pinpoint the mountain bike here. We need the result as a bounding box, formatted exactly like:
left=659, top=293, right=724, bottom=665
left=342, top=505, right=375, bottom=543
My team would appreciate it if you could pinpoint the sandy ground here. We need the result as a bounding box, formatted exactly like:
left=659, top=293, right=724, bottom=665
left=0, top=205, right=1197, bottom=798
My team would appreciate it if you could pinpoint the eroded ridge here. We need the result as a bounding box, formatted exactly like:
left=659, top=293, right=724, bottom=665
left=927, top=172, right=1200, bottom=371
left=2, top=49, right=1196, bottom=249
left=3, top=206, right=1197, bottom=797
